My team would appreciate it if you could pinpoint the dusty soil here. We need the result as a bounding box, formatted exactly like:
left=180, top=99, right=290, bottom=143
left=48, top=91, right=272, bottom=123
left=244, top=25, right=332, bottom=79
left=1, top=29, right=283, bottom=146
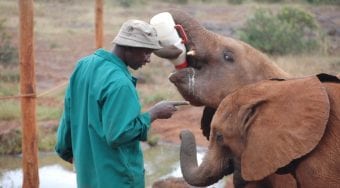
left=151, top=106, right=209, bottom=147
left=1, top=2, right=340, bottom=149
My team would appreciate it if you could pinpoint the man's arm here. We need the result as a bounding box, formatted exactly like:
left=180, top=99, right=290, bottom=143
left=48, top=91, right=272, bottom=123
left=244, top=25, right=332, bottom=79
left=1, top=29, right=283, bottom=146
left=55, top=86, right=73, bottom=163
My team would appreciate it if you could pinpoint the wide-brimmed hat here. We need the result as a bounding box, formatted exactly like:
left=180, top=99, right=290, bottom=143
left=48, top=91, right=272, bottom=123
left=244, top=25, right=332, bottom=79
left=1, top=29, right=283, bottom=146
left=113, top=19, right=162, bottom=50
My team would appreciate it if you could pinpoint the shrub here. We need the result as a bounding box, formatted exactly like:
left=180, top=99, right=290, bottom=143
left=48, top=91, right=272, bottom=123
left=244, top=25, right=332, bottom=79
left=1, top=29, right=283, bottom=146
left=0, top=128, right=22, bottom=155
left=228, top=0, right=246, bottom=4
left=174, top=0, right=189, bottom=4
left=238, top=7, right=321, bottom=55
left=0, top=19, right=18, bottom=68
left=306, top=0, right=340, bottom=5
left=116, top=0, right=135, bottom=7
left=254, top=0, right=282, bottom=2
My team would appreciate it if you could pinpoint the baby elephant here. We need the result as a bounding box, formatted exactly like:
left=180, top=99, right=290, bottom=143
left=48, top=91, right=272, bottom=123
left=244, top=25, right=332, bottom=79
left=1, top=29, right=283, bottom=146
left=180, top=74, right=340, bottom=188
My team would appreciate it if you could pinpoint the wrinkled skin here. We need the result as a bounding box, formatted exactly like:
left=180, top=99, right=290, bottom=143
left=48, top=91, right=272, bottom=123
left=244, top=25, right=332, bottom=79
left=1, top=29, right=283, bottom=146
left=152, top=9, right=338, bottom=187
left=179, top=131, right=297, bottom=188
left=154, top=9, right=289, bottom=140
left=157, top=9, right=289, bottom=108
left=180, top=75, right=340, bottom=188
left=152, top=9, right=292, bottom=187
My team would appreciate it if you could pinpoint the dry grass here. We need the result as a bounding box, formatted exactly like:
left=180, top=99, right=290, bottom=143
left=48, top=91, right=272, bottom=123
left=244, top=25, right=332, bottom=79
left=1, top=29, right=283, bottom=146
left=0, top=0, right=339, bottom=154
left=274, top=55, right=340, bottom=77
left=0, top=0, right=339, bottom=114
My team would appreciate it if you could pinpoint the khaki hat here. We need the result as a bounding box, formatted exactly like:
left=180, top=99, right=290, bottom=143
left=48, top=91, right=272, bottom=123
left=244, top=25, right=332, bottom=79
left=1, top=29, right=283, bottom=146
left=113, top=19, right=162, bottom=50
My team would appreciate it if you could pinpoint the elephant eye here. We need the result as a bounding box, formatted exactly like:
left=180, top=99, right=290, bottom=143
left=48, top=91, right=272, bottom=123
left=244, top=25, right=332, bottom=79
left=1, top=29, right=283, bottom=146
left=223, top=51, right=234, bottom=63
left=216, top=132, right=223, bottom=144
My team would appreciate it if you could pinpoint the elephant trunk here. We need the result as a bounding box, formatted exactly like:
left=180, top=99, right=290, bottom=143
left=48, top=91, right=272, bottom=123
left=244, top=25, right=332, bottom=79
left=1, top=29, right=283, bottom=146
left=180, top=130, right=226, bottom=186
left=168, top=9, right=213, bottom=56
left=168, top=9, right=205, bottom=35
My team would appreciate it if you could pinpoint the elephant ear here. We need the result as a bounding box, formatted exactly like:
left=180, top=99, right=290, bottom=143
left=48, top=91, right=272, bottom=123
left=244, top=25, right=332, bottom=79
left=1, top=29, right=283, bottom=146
left=200, top=107, right=216, bottom=140
left=240, top=76, right=330, bottom=181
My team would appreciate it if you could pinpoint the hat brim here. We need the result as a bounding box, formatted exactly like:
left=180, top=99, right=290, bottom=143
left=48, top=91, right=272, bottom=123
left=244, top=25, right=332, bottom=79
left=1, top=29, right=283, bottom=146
left=113, top=36, right=162, bottom=50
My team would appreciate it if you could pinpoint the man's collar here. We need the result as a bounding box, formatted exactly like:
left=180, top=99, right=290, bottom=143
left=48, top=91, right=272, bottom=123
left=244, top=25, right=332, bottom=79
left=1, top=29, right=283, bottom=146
left=95, top=48, right=138, bottom=86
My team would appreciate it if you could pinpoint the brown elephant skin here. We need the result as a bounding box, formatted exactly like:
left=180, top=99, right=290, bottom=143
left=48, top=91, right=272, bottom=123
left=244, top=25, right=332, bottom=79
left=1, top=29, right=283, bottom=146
left=179, top=75, right=340, bottom=188
left=157, top=9, right=289, bottom=108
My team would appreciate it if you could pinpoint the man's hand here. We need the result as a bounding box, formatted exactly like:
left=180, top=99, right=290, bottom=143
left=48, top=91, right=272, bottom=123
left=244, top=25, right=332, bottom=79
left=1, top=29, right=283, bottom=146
left=148, top=100, right=189, bottom=121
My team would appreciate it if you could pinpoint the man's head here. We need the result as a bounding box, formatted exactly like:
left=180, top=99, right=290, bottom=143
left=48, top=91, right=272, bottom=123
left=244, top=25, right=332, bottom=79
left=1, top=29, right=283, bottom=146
left=113, top=19, right=161, bottom=70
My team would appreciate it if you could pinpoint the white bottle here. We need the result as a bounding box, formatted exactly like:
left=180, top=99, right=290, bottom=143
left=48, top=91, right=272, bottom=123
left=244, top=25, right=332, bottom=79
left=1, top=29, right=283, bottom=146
left=150, top=12, right=187, bottom=69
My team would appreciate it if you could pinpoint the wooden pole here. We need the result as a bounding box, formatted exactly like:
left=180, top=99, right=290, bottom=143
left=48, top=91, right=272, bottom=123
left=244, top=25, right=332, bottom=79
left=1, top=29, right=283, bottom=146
left=19, top=0, right=39, bottom=187
left=95, top=0, right=103, bottom=49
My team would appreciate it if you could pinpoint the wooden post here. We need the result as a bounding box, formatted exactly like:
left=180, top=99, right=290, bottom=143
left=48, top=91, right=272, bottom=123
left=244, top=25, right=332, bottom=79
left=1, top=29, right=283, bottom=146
left=95, top=0, right=103, bottom=49
left=19, top=0, right=39, bottom=187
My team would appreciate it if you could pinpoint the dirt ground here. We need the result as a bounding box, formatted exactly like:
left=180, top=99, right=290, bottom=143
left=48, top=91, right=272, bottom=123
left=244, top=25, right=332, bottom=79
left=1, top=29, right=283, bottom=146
left=1, top=2, right=340, bottom=149
left=34, top=36, right=210, bottom=148
left=151, top=105, right=210, bottom=147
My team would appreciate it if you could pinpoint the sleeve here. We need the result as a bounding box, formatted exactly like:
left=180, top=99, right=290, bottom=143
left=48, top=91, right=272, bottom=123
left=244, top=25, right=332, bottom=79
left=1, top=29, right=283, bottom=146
left=55, top=85, right=73, bottom=161
left=102, top=83, right=151, bottom=148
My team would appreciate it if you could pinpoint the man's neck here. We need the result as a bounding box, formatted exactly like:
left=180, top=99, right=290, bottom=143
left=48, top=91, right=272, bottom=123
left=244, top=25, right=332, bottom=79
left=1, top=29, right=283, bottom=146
left=112, top=45, right=126, bottom=63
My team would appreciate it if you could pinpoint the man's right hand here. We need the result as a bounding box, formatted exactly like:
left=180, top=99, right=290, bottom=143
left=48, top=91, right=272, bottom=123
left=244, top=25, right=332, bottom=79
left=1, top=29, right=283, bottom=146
left=148, top=100, right=189, bottom=121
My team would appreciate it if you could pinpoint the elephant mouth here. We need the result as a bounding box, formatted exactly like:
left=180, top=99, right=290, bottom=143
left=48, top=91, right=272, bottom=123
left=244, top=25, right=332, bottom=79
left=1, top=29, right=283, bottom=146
left=223, top=158, right=234, bottom=175
left=169, top=67, right=203, bottom=106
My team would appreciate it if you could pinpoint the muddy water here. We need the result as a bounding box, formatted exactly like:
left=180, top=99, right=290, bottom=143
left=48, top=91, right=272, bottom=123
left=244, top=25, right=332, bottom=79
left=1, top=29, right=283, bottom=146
left=0, top=143, right=225, bottom=188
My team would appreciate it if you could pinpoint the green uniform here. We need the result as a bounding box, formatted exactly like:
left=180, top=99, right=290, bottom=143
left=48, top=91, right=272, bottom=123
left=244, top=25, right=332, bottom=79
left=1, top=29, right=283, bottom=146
left=55, top=48, right=151, bottom=188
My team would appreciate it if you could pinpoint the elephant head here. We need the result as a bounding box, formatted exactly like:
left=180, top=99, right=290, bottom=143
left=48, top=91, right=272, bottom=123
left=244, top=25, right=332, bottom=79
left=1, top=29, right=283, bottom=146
left=180, top=75, right=340, bottom=187
left=153, top=9, right=289, bottom=140
left=155, top=9, right=289, bottom=108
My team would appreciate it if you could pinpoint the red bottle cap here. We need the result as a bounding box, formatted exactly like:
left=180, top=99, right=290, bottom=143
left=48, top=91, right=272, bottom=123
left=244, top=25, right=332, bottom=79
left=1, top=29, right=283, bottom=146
left=175, top=61, right=188, bottom=70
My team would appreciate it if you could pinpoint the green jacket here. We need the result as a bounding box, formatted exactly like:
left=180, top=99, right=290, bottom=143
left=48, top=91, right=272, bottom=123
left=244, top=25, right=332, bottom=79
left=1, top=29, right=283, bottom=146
left=55, top=49, right=151, bottom=188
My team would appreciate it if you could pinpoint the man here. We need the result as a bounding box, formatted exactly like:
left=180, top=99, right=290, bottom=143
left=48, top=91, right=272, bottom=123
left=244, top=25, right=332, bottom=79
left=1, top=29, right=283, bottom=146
left=55, top=19, right=188, bottom=188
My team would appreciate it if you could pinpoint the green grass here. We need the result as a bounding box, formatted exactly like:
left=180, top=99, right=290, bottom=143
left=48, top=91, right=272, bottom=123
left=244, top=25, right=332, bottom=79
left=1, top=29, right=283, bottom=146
left=0, top=101, right=62, bottom=121
left=39, top=132, right=57, bottom=151
left=0, top=0, right=339, bottom=154
left=0, top=101, right=20, bottom=121
left=0, top=69, right=19, bottom=83
left=37, top=105, right=62, bottom=121
left=0, top=68, right=20, bottom=96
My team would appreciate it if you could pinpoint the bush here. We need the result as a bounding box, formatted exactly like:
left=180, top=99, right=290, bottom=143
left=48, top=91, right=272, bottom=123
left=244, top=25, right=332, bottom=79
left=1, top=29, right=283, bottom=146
left=0, top=128, right=22, bottom=155
left=254, top=0, right=282, bottom=2
left=228, top=0, right=246, bottom=4
left=116, top=0, right=135, bottom=7
left=238, top=7, right=321, bottom=55
left=0, top=19, right=18, bottom=68
left=306, top=0, right=340, bottom=5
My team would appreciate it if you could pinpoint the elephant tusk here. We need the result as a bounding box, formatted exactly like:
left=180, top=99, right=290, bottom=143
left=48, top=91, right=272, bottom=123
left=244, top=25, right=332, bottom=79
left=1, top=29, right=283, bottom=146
left=186, top=50, right=196, bottom=56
